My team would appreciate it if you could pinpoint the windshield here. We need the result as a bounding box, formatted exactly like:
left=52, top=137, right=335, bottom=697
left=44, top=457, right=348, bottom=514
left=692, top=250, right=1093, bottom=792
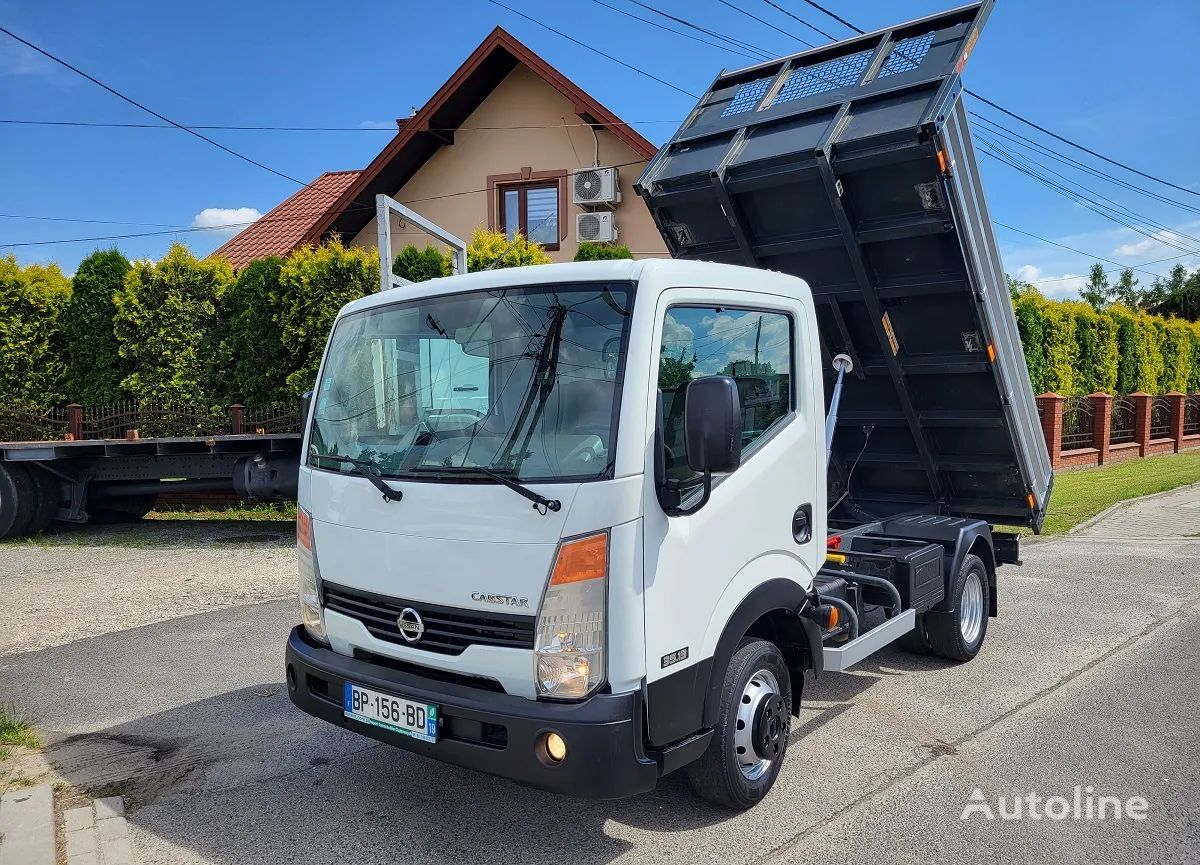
left=308, top=282, right=633, bottom=483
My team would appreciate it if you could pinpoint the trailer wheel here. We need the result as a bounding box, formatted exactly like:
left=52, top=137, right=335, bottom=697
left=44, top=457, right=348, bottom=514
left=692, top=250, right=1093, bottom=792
left=25, top=466, right=61, bottom=533
left=88, top=494, right=158, bottom=525
left=922, top=553, right=989, bottom=662
left=0, top=464, right=38, bottom=539
left=686, top=638, right=792, bottom=810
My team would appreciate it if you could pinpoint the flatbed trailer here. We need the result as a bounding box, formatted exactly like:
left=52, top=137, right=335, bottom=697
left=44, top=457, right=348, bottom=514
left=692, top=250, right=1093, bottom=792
left=0, top=433, right=300, bottom=539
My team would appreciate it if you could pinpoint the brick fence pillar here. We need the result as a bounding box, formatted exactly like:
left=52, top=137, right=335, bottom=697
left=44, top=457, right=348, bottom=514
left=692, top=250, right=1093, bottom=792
left=1165, top=392, right=1186, bottom=453
left=1036, top=392, right=1063, bottom=468
left=229, top=404, right=244, bottom=435
left=1129, top=391, right=1152, bottom=456
left=1089, top=392, right=1113, bottom=464
left=66, top=403, right=82, bottom=440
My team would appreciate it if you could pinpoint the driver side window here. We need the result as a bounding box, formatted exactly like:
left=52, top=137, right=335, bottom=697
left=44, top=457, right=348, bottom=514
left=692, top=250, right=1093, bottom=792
left=658, top=305, right=793, bottom=482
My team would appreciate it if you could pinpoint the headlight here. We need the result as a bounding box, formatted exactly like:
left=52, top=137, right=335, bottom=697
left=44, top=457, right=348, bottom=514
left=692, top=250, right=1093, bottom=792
left=296, top=508, right=328, bottom=643
left=534, top=532, right=607, bottom=699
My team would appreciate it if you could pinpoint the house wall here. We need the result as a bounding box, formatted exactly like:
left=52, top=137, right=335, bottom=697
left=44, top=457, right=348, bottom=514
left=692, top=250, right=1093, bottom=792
left=349, top=64, right=669, bottom=263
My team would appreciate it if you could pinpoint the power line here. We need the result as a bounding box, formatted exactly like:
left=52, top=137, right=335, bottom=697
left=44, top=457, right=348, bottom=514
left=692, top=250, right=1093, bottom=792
left=716, top=0, right=817, bottom=49
left=977, top=133, right=1200, bottom=252
left=484, top=0, right=699, bottom=98
left=788, top=2, right=1200, bottom=201
left=586, top=0, right=764, bottom=62
left=760, top=0, right=837, bottom=41
left=1, top=157, right=653, bottom=248
left=623, top=0, right=772, bottom=60
left=0, top=117, right=684, bottom=132
left=795, top=0, right=863, bottom=34
left=0, top=25, right=366, bottom=211
left=969, top=112, right=1200, bottom=217
left=968, top=91, right=1200, bottom=201
left=993, top=221, right=1183, bottom=281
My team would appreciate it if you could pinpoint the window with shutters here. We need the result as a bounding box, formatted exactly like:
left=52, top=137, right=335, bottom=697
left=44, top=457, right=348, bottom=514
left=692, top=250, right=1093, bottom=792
left=498, top=181, right=560, bottom=250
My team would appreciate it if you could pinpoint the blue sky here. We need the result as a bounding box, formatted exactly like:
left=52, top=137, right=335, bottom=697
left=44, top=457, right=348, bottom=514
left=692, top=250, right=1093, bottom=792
left=2, top=0, right=1198, bottom=299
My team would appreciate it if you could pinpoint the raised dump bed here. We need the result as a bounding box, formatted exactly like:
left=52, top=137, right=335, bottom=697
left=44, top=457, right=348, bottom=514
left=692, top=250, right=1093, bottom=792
left=635, top=0, right=1051, bottom=530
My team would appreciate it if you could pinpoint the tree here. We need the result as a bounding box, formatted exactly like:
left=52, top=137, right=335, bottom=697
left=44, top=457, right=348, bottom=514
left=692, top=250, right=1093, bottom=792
left=113, top=243, right=233, bottom=404
left=574, top=241, right=634, bottom=261
left=465, top=228, right=552, bottom=271
left=658, top=346, right=696, bottom=390
left=1110, top=268, right=1141, bottom=308
left=213, top=256, right=291, bottom=406
left=62, top=248, right=131, bottom=405
left=1143, top=264, right=1200, bottom=321
left=277, top=239, right=379, bottom=397
left=1079, top=262, right=1111, bottom=310
left=393, top=245, right=451, bottom=283
left=0, top=256, right=71, bottom=405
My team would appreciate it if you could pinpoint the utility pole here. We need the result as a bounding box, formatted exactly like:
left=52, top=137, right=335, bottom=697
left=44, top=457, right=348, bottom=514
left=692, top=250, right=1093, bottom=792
left=753, top=315, right=762, bottom=368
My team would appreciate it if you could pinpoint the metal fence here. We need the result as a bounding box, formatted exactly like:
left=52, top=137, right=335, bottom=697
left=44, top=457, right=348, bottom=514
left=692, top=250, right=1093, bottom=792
left=0, top=401, right=302, bottom=442
left=1109, top=398, right=1137, bottom=445
left=1186, top=397, right=1200, bottom=438
left=1149, top=397, right=1173, bottom=439
left=1060, top=396, right=1095, bottom=450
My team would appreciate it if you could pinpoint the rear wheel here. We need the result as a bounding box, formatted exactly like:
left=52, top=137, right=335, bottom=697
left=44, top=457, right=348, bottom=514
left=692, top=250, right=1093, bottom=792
left=26, top=466, right=61, bottom=534
left=921, top=553, right=989, bottom=661
left=0, top=464, right=38, bottom=539
left=686, top=638, right=792, bottom=810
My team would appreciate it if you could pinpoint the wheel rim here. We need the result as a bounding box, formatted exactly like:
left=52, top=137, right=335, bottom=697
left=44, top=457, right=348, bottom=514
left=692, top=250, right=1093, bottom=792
left=733, top=668, right=785, bottom=781
left=959, top=571, right=984, bottom=645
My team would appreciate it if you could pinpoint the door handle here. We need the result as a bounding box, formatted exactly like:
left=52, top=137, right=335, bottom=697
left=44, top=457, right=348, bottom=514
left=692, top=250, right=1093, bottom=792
left=792, top=503, right=812, bottom=544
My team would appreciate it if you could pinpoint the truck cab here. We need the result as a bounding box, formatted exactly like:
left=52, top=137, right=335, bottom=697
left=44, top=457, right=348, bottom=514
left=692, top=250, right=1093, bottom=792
left=287, top=259, right=829, bottom=806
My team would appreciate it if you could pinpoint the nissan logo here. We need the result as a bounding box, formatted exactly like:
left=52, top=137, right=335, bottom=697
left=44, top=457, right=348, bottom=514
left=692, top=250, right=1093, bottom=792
left=396, top=607, right=425, bottom=643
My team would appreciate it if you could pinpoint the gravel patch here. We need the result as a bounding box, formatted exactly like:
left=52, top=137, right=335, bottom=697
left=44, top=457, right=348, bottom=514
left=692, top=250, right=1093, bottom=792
left=0, top=521, right=296, bottom=656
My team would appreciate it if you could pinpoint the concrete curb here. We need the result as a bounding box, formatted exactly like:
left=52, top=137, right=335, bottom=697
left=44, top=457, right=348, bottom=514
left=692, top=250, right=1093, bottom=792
left=64, top=796, right=132, bottom=865
left=0, top=783, right=55, bottom=865
left=1065, top=480, right=1200, bottom=536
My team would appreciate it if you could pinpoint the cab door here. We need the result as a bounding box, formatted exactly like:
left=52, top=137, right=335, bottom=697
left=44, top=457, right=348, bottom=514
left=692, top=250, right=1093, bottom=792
left=640, top=284, right=824, bottom=746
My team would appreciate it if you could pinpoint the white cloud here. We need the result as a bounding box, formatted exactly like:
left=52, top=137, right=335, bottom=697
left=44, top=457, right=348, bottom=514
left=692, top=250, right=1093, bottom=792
left=1014, top=264, right=1086, bottom=300
left=190, top=207, right=263, bottom=235
left=359, top=120, right=395, bottom=130
left=1113, top=229, right=1185, bottom=258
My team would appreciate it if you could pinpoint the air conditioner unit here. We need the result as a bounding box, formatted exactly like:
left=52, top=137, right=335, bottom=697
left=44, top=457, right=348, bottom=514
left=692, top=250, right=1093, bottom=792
left=571, top=167, right=621, bottom=205
left=576, top=211, right=618, bottom=243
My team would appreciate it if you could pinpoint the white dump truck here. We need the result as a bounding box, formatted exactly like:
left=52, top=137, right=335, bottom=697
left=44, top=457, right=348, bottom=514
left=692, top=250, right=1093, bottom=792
left=285, top=0, right=1052, bottom=809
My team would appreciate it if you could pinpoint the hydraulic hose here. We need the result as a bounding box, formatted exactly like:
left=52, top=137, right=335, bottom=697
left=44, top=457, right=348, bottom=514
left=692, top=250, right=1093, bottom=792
left=823, top=595, right=860, bottom=640
left=838, top=572, right=902, bottom=619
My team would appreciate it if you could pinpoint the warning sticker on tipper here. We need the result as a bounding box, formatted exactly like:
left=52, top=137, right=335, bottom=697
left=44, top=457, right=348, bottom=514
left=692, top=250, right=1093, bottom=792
left=882, top=310, right=900, bottom=356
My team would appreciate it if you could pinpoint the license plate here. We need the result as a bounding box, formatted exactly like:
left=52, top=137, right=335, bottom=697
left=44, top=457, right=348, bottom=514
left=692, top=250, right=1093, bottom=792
left=344, top=682, right=438, bottom=743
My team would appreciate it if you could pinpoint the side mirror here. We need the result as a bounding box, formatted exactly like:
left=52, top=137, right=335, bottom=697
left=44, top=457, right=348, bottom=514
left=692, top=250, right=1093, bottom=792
left=301, top=390, right=314, bottom=427
left=684, top=376, right=742, bottom=474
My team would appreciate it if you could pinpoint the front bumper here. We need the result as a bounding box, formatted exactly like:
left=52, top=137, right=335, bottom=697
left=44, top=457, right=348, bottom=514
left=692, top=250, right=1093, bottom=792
left=286, top=626, right=660, bottom=798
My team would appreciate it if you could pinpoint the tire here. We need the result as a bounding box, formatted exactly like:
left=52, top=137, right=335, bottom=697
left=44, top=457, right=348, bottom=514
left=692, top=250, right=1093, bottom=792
left=922, top=553, right=990, bottom=662
left=26, top=466, right=61, bottom=534
left=686, top=638, right=793, bottom=810
left=0, top=464, right=38, bottom=540
left=88, top=494, right=158, bottom=525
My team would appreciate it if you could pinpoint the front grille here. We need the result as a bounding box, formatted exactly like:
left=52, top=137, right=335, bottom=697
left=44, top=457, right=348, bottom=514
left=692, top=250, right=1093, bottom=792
left=323, top=582, right=536, bottom=656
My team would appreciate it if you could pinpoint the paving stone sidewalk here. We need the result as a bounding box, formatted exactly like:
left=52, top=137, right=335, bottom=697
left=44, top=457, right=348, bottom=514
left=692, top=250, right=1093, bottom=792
left=1073, top=481, right=1200, bottom=538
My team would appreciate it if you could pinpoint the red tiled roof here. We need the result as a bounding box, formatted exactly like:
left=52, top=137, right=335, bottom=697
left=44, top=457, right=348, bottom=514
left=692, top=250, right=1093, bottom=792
left=211, top=170, right=362, bottom=270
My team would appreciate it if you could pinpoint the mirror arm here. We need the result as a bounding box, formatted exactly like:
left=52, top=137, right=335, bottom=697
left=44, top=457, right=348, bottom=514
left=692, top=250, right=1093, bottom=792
left=660, top=471, right=712, bottom=517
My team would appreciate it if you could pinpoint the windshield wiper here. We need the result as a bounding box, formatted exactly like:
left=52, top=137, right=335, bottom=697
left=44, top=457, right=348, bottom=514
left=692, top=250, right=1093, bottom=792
left=409, top=465, right=561, bottom=514
left=310, top=453, right=402, bottom=503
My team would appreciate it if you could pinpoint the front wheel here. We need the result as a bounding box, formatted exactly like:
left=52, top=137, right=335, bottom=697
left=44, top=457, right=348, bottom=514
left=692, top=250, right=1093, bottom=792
left=686, top=638, right=792, bottom=810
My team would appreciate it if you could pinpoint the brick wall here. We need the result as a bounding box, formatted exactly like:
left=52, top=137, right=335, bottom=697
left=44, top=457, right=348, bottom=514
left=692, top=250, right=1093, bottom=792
left=1037, top=391, right=1200, bottom=472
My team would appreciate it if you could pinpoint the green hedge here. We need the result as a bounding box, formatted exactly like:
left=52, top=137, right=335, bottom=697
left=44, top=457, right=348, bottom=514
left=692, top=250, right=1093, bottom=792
left=1015, top=291, right=1200, bottom=395
left=63, top=249, right=130, bottom=405
left=0, top=256, right=71, bottom=405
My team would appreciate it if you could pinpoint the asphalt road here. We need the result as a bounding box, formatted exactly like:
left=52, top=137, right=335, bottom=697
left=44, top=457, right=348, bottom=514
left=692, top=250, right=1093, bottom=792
left=2, top=490, right=1198, bottom=865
